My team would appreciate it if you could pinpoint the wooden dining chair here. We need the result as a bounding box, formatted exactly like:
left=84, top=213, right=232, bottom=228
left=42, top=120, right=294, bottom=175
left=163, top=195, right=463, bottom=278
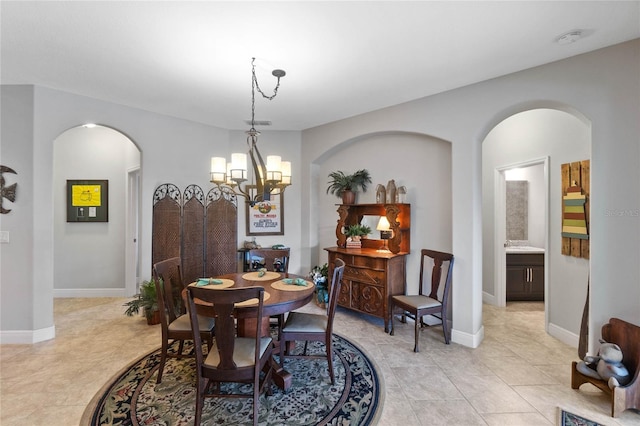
left=153, top=260, right=215, bottom=384
left=153, top=257, right=186, bottom=311
left=186, top=286, right=274, bottom=426
left=278, top=258, right=345, bottom=384
left=389, top=249, right=454, bottom=352
left=248, top=248, right=290, bottom=273
left=248, top=248, right=291, bottom=327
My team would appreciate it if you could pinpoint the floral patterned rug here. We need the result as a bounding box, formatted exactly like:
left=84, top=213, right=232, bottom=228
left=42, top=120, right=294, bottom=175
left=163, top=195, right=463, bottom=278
left=82, top=334, right=382, bottom=425
left=557, top=407, right=603, bottom=426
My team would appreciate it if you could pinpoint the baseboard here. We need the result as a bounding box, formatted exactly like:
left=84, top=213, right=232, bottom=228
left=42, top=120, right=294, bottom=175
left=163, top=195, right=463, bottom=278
left=482, top=291, right=496, bottom=305
left=0, top=325, right=55, bottom=344
left=548, top=321, right=579, bottom=348
left=451, top=325, right=484, bottom=349
left=53, top=288, right=127, bottom=298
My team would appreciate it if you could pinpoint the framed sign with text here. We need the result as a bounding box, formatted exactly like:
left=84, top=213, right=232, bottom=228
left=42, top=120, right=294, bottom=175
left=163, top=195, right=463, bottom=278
left=245, top=186, right=284, bottom=236
left=66, top=179, right=109, bottom=222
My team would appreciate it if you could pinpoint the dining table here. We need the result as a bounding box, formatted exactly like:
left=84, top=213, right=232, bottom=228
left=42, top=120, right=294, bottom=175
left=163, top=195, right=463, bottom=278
left=186, top=271, right=316, bottom=390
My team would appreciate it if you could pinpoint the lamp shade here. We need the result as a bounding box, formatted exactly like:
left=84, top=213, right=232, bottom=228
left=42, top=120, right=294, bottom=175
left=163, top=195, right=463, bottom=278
left=210, top=157, right=227, bottom=183
left=376, top=216, right=391, bottom=231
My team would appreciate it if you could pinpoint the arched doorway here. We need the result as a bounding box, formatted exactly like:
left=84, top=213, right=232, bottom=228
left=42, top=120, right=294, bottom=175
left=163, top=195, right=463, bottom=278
left=482, top=108, right=590, bottom=341
left=53, top=125, right=141, bottom=297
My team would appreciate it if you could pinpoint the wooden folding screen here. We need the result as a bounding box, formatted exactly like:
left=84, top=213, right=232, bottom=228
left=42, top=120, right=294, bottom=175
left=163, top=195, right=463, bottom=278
left=152, top=184, right=238, bottom=283
left=182, top=185, right=205, bottom=284
left=152, top=184, right=182, bottom=269
left=205, top=187, right=238, bottom=277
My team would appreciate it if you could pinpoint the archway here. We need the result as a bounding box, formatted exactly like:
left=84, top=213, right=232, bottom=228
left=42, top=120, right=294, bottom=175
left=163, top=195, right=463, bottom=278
left=482, top=108, right=590, bottom=344
left=53, top=125, right=141, bottom=297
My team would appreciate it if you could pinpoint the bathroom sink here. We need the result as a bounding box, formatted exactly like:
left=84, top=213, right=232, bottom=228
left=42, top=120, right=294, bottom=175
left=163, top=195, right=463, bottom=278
left=506, top=246, right=545, bottom=254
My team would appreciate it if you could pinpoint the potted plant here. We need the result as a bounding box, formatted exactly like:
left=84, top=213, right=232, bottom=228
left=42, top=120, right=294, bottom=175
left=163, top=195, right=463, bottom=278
left=309, top=263, right=329, bottom=308
left=345, top=224, right=372, bottom=241
left=123, top=279, right=161, bottom=325
left=326, top=169, right=372, bottom=204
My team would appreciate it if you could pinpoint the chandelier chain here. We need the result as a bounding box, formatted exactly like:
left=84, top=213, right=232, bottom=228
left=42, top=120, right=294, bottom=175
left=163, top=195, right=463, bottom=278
left=250, top=58, right=282, bottom=127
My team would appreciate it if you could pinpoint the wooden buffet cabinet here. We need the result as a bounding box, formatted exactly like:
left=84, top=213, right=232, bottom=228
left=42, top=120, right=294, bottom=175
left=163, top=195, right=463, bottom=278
left=325, top=203, right=410, bottom=332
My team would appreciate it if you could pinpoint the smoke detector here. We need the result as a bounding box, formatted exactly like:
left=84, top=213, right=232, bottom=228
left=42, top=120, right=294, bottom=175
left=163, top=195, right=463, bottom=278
left=556, top=30, right=583, bottom=45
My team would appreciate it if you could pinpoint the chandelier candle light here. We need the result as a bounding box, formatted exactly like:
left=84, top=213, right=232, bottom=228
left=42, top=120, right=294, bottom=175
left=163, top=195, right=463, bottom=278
left=210, top=58, right=291, bottom=205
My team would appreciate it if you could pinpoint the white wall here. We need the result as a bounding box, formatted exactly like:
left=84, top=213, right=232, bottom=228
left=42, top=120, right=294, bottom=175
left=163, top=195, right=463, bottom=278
left=1, top=40, right=638, bottom=349
left=301, top=40, right=640, bottom=350
left=522, top=164, right=545, bottom=248
left=313, top=132, right=452, bottom=284
left=0, top=86, right=37, bottom=334
left=53, top=125, right=140, bottom=293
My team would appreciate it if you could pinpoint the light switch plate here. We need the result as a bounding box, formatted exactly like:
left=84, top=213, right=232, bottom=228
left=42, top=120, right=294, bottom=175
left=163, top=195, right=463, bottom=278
left=0, top=231, right=9, bottom=243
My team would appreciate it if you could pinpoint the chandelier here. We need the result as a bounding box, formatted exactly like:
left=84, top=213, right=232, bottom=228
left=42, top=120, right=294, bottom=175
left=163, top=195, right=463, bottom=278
left=210, top=58, right=291, bottom=205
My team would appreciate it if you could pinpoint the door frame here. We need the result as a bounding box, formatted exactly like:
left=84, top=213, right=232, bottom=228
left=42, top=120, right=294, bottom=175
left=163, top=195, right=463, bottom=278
left=494, top=156, right=549, bottom=330
left=126, top=167, right=140, bottom=296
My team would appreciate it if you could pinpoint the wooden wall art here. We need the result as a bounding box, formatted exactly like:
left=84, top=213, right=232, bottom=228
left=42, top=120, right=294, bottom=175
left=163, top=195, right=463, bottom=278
left=561, top=160, right=590, bottom=259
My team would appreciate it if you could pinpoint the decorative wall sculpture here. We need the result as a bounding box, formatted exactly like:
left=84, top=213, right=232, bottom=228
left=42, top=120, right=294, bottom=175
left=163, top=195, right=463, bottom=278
left=0, top=165, right=18, bottom=214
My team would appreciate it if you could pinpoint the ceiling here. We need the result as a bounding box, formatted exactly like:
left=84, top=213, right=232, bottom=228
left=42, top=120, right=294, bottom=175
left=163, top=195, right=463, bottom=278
left=2, top=1, right=639, bottom=131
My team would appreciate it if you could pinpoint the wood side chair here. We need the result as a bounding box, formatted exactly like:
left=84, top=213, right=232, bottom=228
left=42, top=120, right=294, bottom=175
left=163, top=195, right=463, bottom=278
left=186, top=286, right=274, bottom=426
left=154, top=256, right=186, bottom=311
left=153, top=259, right=215, bottom=384
left=389, top=249, right=454, bottom=352
left=248, top=248, right=291, bottom=327
left=278, top=258, right=345, bottom=384
left=247, top=248, right=290, bottom=273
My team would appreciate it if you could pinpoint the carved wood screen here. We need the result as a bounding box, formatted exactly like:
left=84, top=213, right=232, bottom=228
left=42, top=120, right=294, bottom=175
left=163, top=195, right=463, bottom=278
left=153, top=184, right=238, bottom=283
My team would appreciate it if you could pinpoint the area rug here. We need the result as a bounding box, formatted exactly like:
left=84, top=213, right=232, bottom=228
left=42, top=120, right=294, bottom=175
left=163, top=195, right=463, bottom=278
left=557, top=406, right=604, bottom=426
left=82, top=334, right=382, bottom=425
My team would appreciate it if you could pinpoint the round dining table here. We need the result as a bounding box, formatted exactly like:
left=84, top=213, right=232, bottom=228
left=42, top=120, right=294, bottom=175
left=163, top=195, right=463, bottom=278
left=186, top=271, right=316, bottom=390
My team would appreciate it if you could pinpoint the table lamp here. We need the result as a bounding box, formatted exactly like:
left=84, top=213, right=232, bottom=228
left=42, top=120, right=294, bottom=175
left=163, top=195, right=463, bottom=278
left=376, top=216, right=392, bottom=252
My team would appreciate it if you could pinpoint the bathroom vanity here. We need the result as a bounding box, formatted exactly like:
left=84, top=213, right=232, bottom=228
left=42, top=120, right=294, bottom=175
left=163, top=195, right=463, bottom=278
left=506, top=247, right=544, bottom=301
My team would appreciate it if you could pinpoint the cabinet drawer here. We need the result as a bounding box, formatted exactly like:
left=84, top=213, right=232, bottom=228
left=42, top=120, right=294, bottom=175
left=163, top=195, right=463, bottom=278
left=506, top=253, right=544, bottom=266
left=344, top=266, right=385, bottom=286
left=350, top=255, right=386, bottom=270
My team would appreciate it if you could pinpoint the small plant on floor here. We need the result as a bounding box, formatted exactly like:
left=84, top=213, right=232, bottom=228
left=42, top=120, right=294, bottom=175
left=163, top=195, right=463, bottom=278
left=123, top=279, right=160, bottom=324
left=309, top=263, right=329, bottom=306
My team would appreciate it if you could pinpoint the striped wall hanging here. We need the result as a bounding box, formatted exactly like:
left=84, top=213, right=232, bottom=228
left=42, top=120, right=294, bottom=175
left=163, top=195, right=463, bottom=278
left=561, top=160, right=590, bottom=259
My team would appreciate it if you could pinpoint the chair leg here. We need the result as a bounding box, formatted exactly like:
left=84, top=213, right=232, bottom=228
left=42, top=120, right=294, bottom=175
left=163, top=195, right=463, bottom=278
left=194, top=378, right=206, bottom=426
left=156, top=341, right=168, bottom=384
left=389, top=307, right=395, bottom=336
left=279, top=336, right=286, bottom=368
left=414, top=313, right=420, bottom=352
left=176, top=339, right=185, bottom=359
left=443, top=318, right=450, bottom=344
left=253, top=377, right=259, bottom=426
left=327, top=336, right=335, bottom=385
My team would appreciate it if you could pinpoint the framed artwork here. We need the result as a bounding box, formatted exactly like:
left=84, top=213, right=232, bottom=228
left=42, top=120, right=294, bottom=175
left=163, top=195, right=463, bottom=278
left=66, top=179, right=109, bottom=222
left=245, top=186, right=284, bottom=236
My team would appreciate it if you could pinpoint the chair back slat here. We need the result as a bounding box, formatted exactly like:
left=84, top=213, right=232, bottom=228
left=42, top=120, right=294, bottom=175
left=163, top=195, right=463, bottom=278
left=326, top=258, right=346, bottom=330
left=154, top=257, right=185, bottom=316
left=419, top=249, right=454, bottom=303
left=187, top=286, right=264, bottom=370
left=248, top=248, right=290, bottom=272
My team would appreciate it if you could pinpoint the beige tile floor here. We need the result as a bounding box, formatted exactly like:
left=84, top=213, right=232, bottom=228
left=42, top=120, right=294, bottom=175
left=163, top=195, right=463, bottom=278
left=1, top=298, right=639, bottom=425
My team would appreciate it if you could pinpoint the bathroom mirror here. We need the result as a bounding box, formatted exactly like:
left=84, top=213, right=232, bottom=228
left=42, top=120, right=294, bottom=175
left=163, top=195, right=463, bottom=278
left=506, top=181, right=528, bottom=240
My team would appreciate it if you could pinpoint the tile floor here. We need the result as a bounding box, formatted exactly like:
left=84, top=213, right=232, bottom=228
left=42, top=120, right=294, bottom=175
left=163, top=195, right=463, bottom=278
left=1, top=299, right=639, bottom=425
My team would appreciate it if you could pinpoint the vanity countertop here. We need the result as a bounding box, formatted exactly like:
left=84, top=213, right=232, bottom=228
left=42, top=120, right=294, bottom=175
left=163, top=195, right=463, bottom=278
left=506, top=246, right=545, bottom=254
